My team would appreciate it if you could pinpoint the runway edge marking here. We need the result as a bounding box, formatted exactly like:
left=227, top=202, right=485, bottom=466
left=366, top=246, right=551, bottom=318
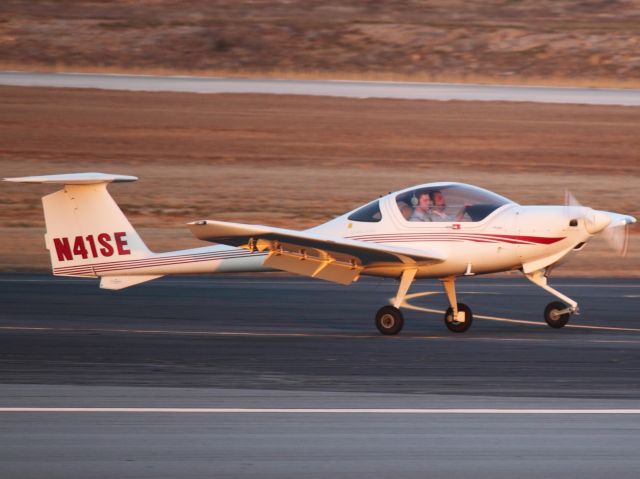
left=1, top=408, right=640, bottom=414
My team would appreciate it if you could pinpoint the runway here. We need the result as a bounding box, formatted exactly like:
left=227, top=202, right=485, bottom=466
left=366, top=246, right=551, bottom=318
left=2, top=71, right=640, bottom=105
left=1, top=274, right=639, bottom=478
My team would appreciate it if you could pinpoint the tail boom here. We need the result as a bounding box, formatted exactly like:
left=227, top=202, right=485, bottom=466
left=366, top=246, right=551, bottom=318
left=53, top=245, right=267, bottom=278
left=4, top=172, right=270, bottom=289
left=94, top=245, right=269, bottom=290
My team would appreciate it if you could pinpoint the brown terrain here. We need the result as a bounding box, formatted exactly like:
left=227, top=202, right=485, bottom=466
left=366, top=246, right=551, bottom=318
left=1, top=1, right=640, bottom=86
left=1, top=86, right=638, bottom=275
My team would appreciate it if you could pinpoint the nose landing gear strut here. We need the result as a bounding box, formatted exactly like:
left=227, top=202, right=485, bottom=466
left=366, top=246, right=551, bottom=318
left=525, top=269, right=578, bottom=329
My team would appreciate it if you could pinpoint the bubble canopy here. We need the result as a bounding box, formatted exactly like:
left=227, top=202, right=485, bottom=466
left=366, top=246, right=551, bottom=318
left=395, top=183, right=515, bottom=222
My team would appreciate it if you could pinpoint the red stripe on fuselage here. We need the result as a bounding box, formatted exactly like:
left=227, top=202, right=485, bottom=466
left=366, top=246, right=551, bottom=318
left=346, top=233, right=564, bottom=245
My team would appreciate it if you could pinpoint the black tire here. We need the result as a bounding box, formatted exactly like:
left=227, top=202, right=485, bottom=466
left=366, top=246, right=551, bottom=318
left=375, top=306, right=404, bottom=335
left=444, top=302, right=473, bottom=333
left=544, top=301, right=570, bottom=329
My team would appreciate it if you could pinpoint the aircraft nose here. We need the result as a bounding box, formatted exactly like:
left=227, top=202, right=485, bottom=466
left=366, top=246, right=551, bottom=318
left=584, top=210, right=612, bottom=234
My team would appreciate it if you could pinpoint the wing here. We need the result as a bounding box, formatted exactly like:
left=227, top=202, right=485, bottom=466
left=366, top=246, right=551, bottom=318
left=188, top=220, right=447, bottom=285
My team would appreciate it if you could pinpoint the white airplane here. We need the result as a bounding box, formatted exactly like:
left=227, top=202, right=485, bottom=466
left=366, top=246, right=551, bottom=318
left=5, top=172, right=636, bottom=334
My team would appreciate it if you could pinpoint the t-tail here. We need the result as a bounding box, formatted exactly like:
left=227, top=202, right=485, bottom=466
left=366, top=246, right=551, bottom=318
left=4, top=173, right=268, bottom=289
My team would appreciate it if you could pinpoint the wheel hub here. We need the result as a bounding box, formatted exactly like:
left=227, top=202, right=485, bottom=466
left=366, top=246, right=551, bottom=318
left=380, top=314, right=395, bottom=329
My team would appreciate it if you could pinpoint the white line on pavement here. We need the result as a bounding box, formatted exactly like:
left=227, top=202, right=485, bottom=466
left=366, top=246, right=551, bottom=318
left=1, top=408, right=640, bottom=414
left=400, top=292, right=640, bottom=333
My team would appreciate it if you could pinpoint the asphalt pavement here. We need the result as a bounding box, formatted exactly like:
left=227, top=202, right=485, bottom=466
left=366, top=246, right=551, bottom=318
left=1, top=274, right=639, bottom=478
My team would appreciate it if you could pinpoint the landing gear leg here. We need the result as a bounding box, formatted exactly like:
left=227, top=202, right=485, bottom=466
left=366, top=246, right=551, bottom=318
left=441, top=276, right=473, bottom=333
left=374, top=268, right=416, bottom=335
left=524, top=269, right=578, bottom=329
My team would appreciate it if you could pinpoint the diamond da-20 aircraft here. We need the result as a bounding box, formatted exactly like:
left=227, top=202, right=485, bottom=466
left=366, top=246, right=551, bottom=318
left=5, top=172, right=636, bottom=334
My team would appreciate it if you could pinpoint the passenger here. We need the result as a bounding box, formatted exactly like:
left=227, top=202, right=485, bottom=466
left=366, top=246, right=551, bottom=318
left=397, top=201, right=413, bottom=220
left=409, top=191, right=432, bottom=221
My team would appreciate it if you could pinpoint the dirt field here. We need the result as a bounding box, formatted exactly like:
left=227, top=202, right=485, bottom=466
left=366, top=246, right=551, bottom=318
left=1, top=86, right=638, bottom=275
left=2, top=1, right=640, bottom=87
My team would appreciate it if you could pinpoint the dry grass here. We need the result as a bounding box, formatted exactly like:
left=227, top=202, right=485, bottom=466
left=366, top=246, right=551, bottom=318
left=1, top=86, right=639, bottom=276
left=2, top=1, right=640, bottom=87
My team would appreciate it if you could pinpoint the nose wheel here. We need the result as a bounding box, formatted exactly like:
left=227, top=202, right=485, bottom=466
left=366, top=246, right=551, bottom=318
left=375, top=306, right=404, bottom=335
left=544, top=301, right=571, bottom=328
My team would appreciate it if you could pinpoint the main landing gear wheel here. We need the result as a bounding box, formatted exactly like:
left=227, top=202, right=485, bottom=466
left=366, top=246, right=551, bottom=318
left=544, top=301, right=571, bottom=329
left=444, top=303, right=473, bottom=333
left=375, top=306, right=404, bottom=335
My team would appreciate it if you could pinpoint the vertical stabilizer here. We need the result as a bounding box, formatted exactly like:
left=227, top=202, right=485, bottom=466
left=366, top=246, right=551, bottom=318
left=5, top=173, right=152, bottom=277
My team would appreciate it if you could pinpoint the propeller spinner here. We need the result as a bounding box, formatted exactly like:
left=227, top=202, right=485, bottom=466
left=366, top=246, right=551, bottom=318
left=565, top=190, right=636, bottom=255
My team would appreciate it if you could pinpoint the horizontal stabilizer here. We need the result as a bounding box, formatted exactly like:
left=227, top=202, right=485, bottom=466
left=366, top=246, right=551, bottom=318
left=100, top=275, right=163, bottom=290
left=4, top=172, right=137, bottom=185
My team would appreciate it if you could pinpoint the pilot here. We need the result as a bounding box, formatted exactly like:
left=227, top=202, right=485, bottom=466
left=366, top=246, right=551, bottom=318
left=430, top=190, right=469, bottom=222
left=429, top=190, right=450, bottom=221
left=410, top=191, right=432, bottom=221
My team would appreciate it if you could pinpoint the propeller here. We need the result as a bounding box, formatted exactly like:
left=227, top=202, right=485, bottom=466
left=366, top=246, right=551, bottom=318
left=565, top=189, right=636, bottom=256
left=602, top=213, right=634, bottom=256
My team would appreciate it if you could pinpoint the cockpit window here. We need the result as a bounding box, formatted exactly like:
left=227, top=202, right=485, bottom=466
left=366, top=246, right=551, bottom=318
left=348, top=200, right=382, bottom=222
left=396, top=184, right=513, bottom=222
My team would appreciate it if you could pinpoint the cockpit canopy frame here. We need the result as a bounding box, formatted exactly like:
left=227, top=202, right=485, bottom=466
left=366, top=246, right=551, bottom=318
left=395, top=183, right=515, bottom=223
